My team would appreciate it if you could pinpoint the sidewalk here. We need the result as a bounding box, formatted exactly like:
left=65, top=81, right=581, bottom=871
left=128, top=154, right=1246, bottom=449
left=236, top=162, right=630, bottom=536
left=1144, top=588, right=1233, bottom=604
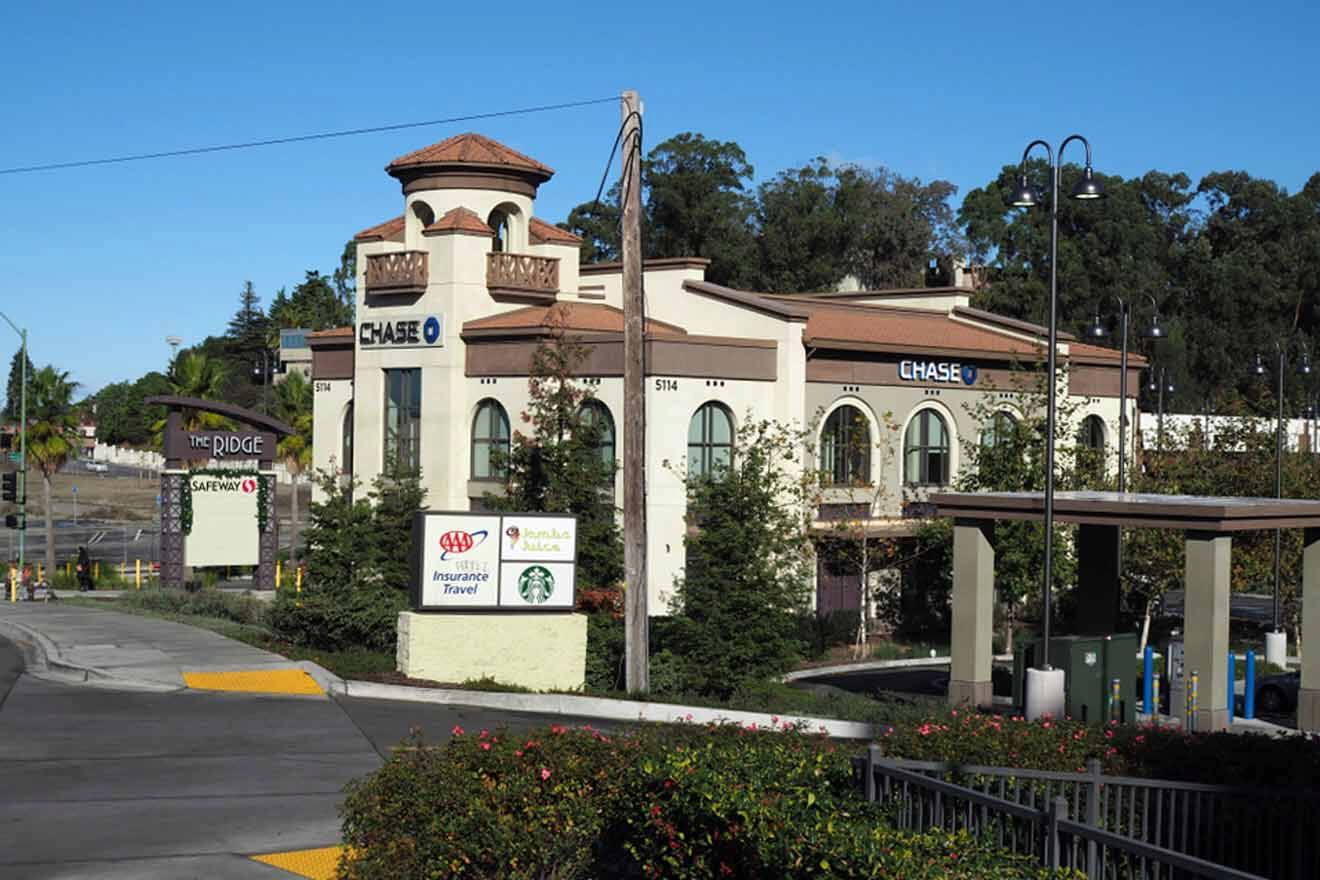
left=0, top=602, right=295, bottom=690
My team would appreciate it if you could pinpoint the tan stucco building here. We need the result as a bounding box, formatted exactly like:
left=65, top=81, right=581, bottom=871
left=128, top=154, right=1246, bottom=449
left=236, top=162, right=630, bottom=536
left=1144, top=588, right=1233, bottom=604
left=310, top=133, right=1141, bottom=613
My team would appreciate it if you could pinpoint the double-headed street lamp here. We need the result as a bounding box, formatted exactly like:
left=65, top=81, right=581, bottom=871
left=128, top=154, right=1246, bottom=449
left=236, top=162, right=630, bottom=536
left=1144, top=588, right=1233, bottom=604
left=1147, top=367, right=1176, bottom=448
left=1086, top=294, right=1167, bottom=493
left=1252, top=337, right=1312, bottom=657
left=1008, top=135, right=1104, bottom=716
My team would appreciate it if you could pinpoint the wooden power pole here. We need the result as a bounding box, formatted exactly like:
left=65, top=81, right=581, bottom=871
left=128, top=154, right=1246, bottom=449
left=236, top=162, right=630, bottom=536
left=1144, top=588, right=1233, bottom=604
left=621, top=90, right=648, bottom=694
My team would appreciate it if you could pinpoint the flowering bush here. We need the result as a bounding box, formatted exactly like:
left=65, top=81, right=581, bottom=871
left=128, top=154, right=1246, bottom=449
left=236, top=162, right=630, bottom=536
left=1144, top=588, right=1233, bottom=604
left=877, top=710, right=1320, bottom=789
left=339, top=721, right=1070, bottom=879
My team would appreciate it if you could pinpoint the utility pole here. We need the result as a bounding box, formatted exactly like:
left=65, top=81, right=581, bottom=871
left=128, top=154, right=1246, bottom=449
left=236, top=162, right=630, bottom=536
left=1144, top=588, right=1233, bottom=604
left=1, top=314, right=27, bottom=597
left=621, top=90, right=648, bottom=694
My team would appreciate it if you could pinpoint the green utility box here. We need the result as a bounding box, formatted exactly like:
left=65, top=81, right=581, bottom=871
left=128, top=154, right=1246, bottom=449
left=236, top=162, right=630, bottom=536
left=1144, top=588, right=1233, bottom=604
left=1012, top=633, right=1137, bottom=723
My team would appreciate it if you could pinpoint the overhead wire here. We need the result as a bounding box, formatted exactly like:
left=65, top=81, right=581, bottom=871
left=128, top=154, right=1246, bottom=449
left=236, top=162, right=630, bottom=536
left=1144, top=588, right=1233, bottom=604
left=0, top=96, right=620, bottom=176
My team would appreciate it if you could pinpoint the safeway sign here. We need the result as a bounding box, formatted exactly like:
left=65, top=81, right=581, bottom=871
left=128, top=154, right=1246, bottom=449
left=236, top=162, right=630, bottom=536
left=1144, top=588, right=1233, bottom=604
left=184, top=473, right=261, bottom=567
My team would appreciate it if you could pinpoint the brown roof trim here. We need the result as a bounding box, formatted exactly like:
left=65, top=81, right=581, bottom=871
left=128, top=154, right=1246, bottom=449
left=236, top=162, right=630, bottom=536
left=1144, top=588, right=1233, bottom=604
left=400, top=171, right=539, bottom=198
left=307, top=327, right=353, bottom=341
left=1068, top=345, right=1148, bottom=367
left=803, top=337, right=1030, bottom=360
left=353, top=215, right=405, bottom=242
left=529, top=217, right=582, bottom=245
left=793, top=285, right=975, bottom=300
left=683, top=280, right=810, bottom=322
left=952, top=306, right=1076, bottom=341
left=580, top=257, right=712, bottom=275
left=461, top=302, right=687, bottom=337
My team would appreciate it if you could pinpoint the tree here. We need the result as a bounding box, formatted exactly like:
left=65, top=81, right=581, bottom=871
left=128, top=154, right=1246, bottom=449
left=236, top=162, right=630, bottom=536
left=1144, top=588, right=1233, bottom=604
left=4, top=348, right=34, bottom=423
left=668, top=418, right=817, bottom=698
left=834, top=165, right=962, bottom=289
left=270, top=271, right=351, bottom=332
left=754, top=159, right=848, bottom=292
left=562, top=194, right=621, bottom=264
left=332, top=239, right=357, bottom=325
left=22, top=366, right=80, bottom=579
left=367, top=460, right=428, bottom=593
left=227, top=281, right=269, bottom=350
left=165, top=352, right=230, bottom=430
left=274, top=370, right=313, bottom=562
left=485, top=334, right=623, bottom=593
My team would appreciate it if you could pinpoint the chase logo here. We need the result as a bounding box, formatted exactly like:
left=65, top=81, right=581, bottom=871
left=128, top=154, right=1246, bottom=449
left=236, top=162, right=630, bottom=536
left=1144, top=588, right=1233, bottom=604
left=423, top=315, right=442, bottom=344
left=960, top=365, right=978, bottom=386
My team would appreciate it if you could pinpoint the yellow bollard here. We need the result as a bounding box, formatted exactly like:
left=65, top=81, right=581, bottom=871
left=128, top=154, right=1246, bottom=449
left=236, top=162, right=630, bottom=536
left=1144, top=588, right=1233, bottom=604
left=295, top=565, right=303, bottom=594
left=37, top=564, right=43, bottom=583
left=275, top=559, right=282, bottom=591
left=135, top=559, right=141, bottom=589
left=8, top=567, right=15, bottom=603
left=94, top=561, right=100, bottom=580
left=120, top=561, right=126, bottom=580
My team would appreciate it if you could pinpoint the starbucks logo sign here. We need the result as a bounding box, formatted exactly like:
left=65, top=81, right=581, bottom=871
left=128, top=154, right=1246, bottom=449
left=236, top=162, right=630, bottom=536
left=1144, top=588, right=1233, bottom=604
left=517, top=565, right=555, bottom=604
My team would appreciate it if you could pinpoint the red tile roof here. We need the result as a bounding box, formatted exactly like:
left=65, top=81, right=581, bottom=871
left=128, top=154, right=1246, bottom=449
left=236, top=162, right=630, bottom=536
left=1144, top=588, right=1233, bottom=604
left=529, top=216, right=582, bottom=245
left=307, top=327, right=354, bottom=339
left=424, top=206, right=493, bottom=237
left=353, top=215, right=404, bottom=242
left=463, top=302, right=685, bottom=336
left=387, top=133, right=554, bottom=178
left=801, top=302, right=1037, bottom=356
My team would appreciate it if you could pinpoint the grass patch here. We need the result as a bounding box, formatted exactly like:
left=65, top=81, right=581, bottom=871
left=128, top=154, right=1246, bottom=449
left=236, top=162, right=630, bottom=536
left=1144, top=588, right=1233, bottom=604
left=870, top=639, right=949, bottom=661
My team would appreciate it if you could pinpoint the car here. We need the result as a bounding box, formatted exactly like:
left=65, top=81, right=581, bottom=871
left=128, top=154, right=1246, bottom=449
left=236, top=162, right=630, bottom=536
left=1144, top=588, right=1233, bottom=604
left=87, top=461, right=108, bottom=473
left=1255, top=670, right=1300, bottom=714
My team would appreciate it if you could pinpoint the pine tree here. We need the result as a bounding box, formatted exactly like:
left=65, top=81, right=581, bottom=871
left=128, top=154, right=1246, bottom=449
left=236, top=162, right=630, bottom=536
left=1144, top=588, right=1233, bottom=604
left=4, top=348, right=34, bottom=423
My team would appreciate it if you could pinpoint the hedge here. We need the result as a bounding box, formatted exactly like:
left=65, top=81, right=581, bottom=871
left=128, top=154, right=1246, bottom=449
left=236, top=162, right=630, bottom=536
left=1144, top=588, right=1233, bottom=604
left=339, top=723, right=1072, bottom=879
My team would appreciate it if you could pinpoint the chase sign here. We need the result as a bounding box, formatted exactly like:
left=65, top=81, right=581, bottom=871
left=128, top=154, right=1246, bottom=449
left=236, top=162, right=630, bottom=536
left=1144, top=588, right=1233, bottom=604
left=899, top=360, right=978, bottom=386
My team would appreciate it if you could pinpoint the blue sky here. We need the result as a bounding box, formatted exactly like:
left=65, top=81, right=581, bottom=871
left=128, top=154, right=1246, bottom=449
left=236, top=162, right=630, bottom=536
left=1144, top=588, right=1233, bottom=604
left=2, top=0, right=1317, bottom=394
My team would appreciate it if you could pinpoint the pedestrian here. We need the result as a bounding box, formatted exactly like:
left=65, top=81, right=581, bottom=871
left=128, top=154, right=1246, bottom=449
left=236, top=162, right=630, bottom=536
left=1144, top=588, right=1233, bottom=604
left=77, top=546, right=93, bottom=593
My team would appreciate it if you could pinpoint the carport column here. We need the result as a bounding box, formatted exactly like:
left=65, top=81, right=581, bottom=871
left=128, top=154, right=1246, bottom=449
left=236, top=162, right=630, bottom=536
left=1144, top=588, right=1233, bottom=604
left=1184, top=530, right=1231, bottom=732
left=949, top=518, right=994, bottom=708
left=1075, top=523, right=1120, bottom=635
left=1299, top=528, right=1320, bottom=732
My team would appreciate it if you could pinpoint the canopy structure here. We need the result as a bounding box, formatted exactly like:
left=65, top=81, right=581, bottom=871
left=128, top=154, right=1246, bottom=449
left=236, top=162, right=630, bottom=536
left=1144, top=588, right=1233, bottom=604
left=931, top=490, right=1320, bottom=732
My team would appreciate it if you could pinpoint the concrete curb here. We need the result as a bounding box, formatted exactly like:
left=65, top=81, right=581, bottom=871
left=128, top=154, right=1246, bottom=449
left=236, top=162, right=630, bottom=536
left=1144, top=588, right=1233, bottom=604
left=328, top=676, right=880, bottom=740
left=782, top=653, right=1015, bottom=682
left=0, top=615, right=151, bottom=687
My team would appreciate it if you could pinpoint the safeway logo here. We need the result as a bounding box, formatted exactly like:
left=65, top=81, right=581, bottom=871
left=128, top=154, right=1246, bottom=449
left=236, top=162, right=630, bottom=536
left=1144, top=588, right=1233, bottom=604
left=240, top=478, right=258, bottom=494
left=439, top=529, right=488, bottom=560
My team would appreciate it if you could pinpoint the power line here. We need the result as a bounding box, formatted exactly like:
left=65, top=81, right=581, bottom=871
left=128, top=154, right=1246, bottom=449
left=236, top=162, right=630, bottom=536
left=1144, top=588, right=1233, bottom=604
left=0, top=96, right=620, bottom=176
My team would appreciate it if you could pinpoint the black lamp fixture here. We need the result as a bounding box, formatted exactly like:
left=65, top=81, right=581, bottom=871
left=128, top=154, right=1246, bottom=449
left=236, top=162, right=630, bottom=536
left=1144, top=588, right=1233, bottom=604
left=1010, top=173, right=1040, bottom=208
left=1071, top=165, right=1105, bottom=200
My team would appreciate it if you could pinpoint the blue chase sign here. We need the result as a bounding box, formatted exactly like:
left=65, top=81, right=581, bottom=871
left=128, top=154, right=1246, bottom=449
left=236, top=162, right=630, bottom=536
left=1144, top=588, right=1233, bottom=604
left=899, top=360, right=978, bottom=386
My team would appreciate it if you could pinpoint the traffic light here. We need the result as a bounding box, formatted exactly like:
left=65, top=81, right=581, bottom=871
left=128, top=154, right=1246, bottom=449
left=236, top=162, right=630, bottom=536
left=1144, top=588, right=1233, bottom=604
left=1, top=471, right=17, bottom=503
left=3, top=513, right=22, bottom=530
left=0, top=432, right=11, bottom=450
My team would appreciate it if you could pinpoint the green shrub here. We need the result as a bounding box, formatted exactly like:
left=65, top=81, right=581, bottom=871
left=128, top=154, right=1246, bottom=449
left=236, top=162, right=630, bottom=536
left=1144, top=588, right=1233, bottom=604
left=586, top=611, right=625, bottom=692
left=267, top=587, right=407, bottom=653
left=339, top=724, right=1067, bottom=880
left=796, top=610, right=858, bottom=658
left=117, top=588, right=269, bottom=627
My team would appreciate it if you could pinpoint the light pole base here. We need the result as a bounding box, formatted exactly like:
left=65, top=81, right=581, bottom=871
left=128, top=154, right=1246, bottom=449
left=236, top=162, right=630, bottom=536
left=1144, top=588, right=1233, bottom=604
left=1265, top=630, right=1287, bottom=669
left=1025, top=667, right=1066, bottom=720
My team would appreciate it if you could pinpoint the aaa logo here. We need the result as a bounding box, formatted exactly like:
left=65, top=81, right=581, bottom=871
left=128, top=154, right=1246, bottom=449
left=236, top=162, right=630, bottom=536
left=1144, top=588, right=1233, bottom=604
left=517, top=565, right=554, bottom=604
left=439, top=529, right=488, bottom=560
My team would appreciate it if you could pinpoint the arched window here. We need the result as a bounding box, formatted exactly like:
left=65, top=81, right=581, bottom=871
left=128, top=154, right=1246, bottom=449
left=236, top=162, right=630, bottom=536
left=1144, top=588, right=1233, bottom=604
left=904, top=409, right=951, bottom=487
left=341, top=403, right=354, bottom=475
left=820, top=405, right=871, bottom=485
left=487, top=208, right=510, bottom=253
left=410, top=199, right=435, bottom=230
left=1078, top=415, right=1106, bottom=452
left=980, top=410, right=1018, bottom=448
left=578, top=399, right=615, bottom=468
left=471, top=399, right=510, bottom=480
left=687, top=402, right=734, bottom=479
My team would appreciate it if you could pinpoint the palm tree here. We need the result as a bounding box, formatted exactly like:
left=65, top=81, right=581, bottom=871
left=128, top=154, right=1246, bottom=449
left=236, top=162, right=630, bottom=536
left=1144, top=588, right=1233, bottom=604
left=152, top=353, right=233, bottom=462
left=23, top=366, right=80, bottom=579
left=274, top=371, right=313, bottom=561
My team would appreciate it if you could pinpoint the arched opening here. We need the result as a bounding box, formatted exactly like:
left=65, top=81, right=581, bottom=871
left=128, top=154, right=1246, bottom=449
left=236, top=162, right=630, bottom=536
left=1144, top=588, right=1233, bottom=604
left=1076, top=414, right=1107, bottom=482
left=471, top=398, right=511, bottom=480
left=904, top=408, right=950, bottom=487
left=577, top=399, right=616, bottom=468
left=687, top=402, right=734, bottom=479
left=487, top=208, right=511, bottom=253
left=410, top=199, right=435, bottom=230
left=341, top=403, right=354, bottom=475
left=820, top=404, right=871, bottom=485
left=980, top=410, right=1019, bottom=448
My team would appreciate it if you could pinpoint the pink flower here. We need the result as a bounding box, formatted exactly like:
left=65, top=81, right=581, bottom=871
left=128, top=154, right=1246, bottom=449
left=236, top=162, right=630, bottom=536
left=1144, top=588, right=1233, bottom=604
left=515, top=750, right=523, bottom=757
left=541, top=767, right=552, bottom=781
left=451, top=725, right=464, bottom=736
left=479, top=729, right=489, bottom=739
left=480, top=742, right=491, bottom=751
left=1134, top=734, right=1146, bottom=744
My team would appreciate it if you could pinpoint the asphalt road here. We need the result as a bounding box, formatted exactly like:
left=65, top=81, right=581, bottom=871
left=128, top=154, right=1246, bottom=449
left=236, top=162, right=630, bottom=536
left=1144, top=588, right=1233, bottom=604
left=0, top=636, right=610, bottom=880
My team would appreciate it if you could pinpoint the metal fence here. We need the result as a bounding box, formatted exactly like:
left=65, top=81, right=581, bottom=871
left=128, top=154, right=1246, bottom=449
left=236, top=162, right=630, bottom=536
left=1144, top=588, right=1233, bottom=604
left=857, top=748, right=1319, bottom=879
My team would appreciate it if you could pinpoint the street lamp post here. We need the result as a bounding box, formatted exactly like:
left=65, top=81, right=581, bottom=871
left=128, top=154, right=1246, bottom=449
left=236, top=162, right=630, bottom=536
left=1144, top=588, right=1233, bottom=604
left=1147, top=367, right=1176, bottom=448
left=1008, top=136, right=1104, bottom=718
left=0, top=312, right=27, bottom=593
left=1086, top=293, right=1166, bottom=494
left=252, top=349, right=276, bottom=414
left=1252, top=341, right=1311, bottom=664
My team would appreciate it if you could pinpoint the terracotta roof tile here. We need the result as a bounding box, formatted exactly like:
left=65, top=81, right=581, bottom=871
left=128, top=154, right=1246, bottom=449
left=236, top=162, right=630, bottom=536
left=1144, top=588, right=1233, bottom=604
left=354, top=215, right=405, bottom=242
left=424, top=206, right=494, bottom=237
left=387, top=132, right=554, bottom=177
left=800, top=302, right=1038, bottom=356
left=307, top=326, right=354, bottom=339
left=529, top=216, right=582, bottom=245
left=463, top=302, right=685, bottom=336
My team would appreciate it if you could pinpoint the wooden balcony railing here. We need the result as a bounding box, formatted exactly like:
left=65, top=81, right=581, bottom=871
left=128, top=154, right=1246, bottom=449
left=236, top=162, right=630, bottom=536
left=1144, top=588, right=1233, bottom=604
left=486, top=252, right=559, bottom=296
left=365, top=251, right=428, bottom=295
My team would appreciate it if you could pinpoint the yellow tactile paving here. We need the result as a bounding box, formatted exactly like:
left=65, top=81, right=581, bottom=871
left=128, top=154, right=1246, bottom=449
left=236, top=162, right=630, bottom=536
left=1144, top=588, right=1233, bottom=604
left=182, top=668, right=324, bottom=696
left=250, top=845, right=350, bottom=879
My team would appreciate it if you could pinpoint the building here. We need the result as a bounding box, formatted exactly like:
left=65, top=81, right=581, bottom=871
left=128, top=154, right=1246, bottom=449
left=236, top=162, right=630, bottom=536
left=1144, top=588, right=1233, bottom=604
left=276, top=328, right=313, bottom=383
left=309, top=132, right=1141, bottom=613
